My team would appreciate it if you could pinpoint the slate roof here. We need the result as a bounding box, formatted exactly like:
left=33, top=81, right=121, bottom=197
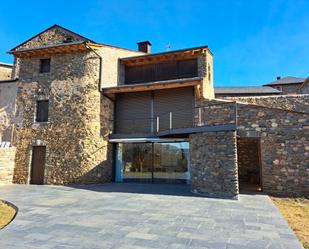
left=263, top=76, right=305, bottom=86
left=215, top=86, right=282, bottom=95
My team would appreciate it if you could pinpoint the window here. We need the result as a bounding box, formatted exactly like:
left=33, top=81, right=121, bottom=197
left=208, top=65, right=211, bottom=81
left=40, top=59, right=50, bottom=73
left=36, top=100, right=49, bottom=122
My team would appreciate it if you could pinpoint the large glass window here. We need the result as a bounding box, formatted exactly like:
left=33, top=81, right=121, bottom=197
left=115, top=142, right=190, bottom=184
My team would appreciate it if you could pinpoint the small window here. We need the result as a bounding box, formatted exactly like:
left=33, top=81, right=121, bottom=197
left=40, top=59, right=50, bottom=73
left=36, top=100, right=49, bottom=122
left=208, top=65, right=211, bottom=81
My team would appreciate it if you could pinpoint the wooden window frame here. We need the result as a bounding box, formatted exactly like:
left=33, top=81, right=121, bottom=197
left=36, top=100, right=49, bottom=122
left=39, top=58, right=51, bottom=73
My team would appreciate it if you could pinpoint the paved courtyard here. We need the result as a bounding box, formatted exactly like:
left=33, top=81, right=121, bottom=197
left=0, top=183, right=303, bottom=249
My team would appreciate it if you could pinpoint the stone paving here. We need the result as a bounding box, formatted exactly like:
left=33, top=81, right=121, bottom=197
left=0, top=183, right=303, bottom=249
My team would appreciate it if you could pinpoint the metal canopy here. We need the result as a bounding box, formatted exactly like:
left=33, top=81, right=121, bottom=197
left=109, top=138, right=189, bottom=143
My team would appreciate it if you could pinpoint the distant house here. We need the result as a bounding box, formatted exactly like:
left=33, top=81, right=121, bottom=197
left=299, top=77, right=309, bottom=94
left=0, top=62, right=13, bottom=80
left=215, top=86, right=281, bottom=97
left=263, top=76, right=306, bottom=95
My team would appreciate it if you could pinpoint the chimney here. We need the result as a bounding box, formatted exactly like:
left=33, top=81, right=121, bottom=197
left=277, top=76, right=281, bottom=80
left=137, top=41, right=151, bottom=53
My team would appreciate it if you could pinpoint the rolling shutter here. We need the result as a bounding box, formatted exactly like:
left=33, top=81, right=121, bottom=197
left=154, top=87, right=194, bottom=131
left=115, top=92, right=152, bottom=134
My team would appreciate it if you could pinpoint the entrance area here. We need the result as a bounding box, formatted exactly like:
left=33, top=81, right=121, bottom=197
left=115, top=141, right=190, bottom=184
left=30, top=146, right=46, bottom=185
left=237, top=137, right=262, bottom=191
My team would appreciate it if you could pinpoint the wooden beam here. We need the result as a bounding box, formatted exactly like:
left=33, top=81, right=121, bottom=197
left=103, top=80, right=201, bottom=94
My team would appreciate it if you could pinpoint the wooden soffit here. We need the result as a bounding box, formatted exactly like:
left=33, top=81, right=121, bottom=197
left=121, top=46, right=210, bottom=66
left=8, top=42, right=103, bottom=58
left=102, top=77, right=203, bottom=98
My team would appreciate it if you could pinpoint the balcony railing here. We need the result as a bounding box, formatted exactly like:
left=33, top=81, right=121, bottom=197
left=113, top=101, right=237, bottom=136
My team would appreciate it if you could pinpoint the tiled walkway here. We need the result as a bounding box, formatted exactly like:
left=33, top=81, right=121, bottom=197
left=0, top=183, right=303, bottom=249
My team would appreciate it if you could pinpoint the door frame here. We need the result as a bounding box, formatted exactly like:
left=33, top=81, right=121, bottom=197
left=114, top=139, right=190, bottom=184
left=28, top=144, right=47, bottom=184
left=237, top=136, right=263, bottom=191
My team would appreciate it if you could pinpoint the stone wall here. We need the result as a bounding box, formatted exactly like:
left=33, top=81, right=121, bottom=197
left=12, top=25, right=144, bottom=185
left=195, top=98, right=236, bottom=126
left=190, top=131, right=238, bottom=199
left=15, top=26, right=87, bottom=51
left=0, top=147, right=16, bottom=184
left=197, top=51, right=214, bottom=99
left=13, top=49, right=114, bottom=184
left=223, top=94, right=309, bottom=113
left=0, top=81, right=17, bottom=143
left=197, top=98, right=308, bottom=197
left=236, top=103, right=309, bottom=197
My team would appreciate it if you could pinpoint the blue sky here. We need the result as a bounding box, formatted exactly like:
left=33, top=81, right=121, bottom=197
left=0, top=0, right=308, bottom=86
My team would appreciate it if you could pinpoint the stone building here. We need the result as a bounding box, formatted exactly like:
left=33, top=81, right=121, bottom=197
left=0, top=62, right=12, bottom=80
left=263, top=76, right=306, bottom=95
left=0, top=25, right=308, bottom=199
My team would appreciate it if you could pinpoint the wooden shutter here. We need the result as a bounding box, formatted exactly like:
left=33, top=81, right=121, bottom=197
left=154, top=87, right=194, bottom=131
left=115, top=92, right=152, bottom=134
left=125, top=59, right=198, bottom=84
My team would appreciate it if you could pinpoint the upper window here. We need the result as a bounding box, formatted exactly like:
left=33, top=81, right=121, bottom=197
left=36, top=100, right=49, bottom=122
left=40, top=59, right=50, bottom=73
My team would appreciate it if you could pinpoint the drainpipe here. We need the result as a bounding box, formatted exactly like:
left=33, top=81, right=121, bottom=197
left=85, top=43, right=103, bottom=91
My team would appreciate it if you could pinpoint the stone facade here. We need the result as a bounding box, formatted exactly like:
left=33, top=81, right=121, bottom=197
left=197, top=51, right=214, bottom=99
left=190, top=131, right=238, bottom=199
left=236, top=102, right=309, bottom=197
left=0, top=147, right=16, bottom=184
left=224, top=94, right=309, bottom=113
left=12, top=26, right=142, bottom=185
left=0, top=63, right=12, bottom=80
left=13, top=50, right=113, bottom=184
left=0, top=81, right=17, bottom=143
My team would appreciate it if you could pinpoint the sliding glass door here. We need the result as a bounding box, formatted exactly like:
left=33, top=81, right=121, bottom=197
left=115, top=142, right=190, bottom=184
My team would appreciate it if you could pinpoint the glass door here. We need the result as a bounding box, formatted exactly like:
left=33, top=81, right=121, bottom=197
left=153, top=142, right=190, bottom=183
left=116, top=143, right=152, bottom=182
left=115, top=142, right=190, bottom=183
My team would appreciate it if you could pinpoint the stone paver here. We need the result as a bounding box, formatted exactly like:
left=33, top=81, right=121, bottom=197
left=0, top=183, right=303, bottom=249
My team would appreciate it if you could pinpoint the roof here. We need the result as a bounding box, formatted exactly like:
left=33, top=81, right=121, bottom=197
left=122, top=45, right=211, bottom=61
left=0, top=62, right=13, bottom=68
left=263, top=76, right=305, bottom=86
left=9, top=24, right=144, bottom=54
left=120, top=45, right=211, bottom=67
left=8, top=41, right=97, bottom=58
left=10, top=24, right=95, bottom=52
left=215, top=86, right=282, bottom=95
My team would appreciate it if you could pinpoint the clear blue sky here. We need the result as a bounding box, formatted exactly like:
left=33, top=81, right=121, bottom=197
left=0, top=0, right=308, bottom=86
